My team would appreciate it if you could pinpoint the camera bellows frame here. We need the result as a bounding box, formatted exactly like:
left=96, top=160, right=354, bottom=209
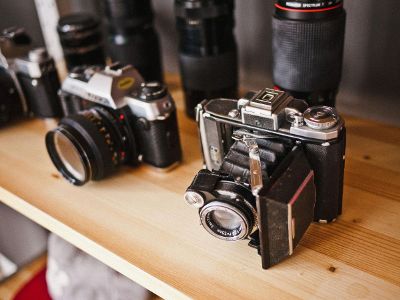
left=257, top=147, right=315, bottom=268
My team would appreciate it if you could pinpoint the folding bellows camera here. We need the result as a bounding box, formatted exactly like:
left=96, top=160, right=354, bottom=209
left=185, top=88, right=346, bottom=268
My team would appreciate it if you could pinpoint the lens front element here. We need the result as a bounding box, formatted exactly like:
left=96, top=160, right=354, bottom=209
left=200, top=201, right=251, bottom=241
left=210, top=209, right=243, bottom=230
left=53, top=130, right=87, bottom=182
left=46, top=127, right=91, bottom=185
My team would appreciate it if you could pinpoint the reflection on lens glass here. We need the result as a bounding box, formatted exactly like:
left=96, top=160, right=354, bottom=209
left=54, top=131, right=86, bottom=181
left=210, top=209, right=242, bottom=230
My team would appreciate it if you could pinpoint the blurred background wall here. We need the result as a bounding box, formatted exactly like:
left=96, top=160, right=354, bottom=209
left=0, top=0, right=399, bottom=126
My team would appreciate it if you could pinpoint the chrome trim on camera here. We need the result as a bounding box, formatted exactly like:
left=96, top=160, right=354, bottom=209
left=289, top=117, right=343, bottom=140
left=62, top=64, right=144, bottom=109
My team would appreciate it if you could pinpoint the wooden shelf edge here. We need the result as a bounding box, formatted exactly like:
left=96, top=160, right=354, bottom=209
left=0, top=187, right=188, bottom=300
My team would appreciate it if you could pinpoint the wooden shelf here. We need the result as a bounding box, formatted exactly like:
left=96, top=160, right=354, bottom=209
left=0, top=75, right=399, bottom=299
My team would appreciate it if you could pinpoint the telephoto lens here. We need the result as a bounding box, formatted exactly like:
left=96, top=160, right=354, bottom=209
left=57, top=13, right=106, bottom=71
left=175, top=0, right=238, bottom=118
left=272, top=0, right=346, bottom=107
left=102, top=0, right=164, bottom=82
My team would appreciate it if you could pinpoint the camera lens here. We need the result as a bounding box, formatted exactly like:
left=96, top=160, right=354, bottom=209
left=102, top=0, right=163, bottom=82
left=199, top=181, right=256, bottom=241
left=200, top=202, right=252, bottom=241
left=103, top=0, right=163, bottom=82
left=52, top=130, right=88, bottom=182
left=46, top=107, right=135, bottom=185
left=57, top=13, right=106, bottom=71
left=209, top=206, right=244, bottom=230
left=272, top=0, right=346, bottom=106
left=175, top=0, right=238, bottom=118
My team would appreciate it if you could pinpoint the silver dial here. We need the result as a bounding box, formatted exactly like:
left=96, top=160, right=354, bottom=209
left=303, top=106, right=339, bottom=130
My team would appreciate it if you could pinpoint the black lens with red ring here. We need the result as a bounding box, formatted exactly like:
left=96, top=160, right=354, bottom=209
left=275, top=0, right=343, bottom=20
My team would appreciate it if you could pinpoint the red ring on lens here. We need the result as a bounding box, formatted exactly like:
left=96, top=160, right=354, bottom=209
left=275, top=3, right=343, bottom=13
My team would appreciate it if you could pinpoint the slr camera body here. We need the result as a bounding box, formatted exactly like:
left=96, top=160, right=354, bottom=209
left=0, top=27, right=62, bottom=126
left=185, top=88, right=346, bottom=268
left=46, top=63, right=182, bottom=185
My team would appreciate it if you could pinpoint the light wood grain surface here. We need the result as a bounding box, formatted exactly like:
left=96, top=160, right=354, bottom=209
left=0, top=75, right=399, bottom=299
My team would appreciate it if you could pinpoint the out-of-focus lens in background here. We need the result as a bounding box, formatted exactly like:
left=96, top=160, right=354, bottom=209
left=0, top=0, right=399, bottom=122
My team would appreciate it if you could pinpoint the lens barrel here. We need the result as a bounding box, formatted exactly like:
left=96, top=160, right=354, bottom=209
left=175, top=0, right=238, bottom=118
left=272, top=0, right=346, bottom=106
left=57, top=13, right=106, bottom=71
left=102, top=0, right=163, bottom=82
left=46, top=107, right=136, bottom=185
left=199, top=180, right=256, bottom=241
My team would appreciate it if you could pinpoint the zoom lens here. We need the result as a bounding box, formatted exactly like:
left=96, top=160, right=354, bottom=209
left=46, top=107, right=136, bottom=185
left=272, top=0, right=346, bottom=107
left=175, top=0, right=238, bottom=118
left=199, top=181, right=256, bottom=241
left=102, top=0, right=163, bottom=82
left=57, top=13, right=106, bottom=71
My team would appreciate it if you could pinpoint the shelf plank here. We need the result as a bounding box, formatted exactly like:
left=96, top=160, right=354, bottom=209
left=0, top=76, right=399, bottom=299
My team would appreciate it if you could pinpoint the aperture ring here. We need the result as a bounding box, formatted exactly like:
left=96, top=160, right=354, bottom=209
left=81, top=109, right=121, bottom=167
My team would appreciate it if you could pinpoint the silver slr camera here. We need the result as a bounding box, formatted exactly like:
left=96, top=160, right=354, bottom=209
left=0, top=27, right=62, bottom=125
left=185, top=88, right=346, bottom=268
left=46, top=63, right=182, bottom=185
